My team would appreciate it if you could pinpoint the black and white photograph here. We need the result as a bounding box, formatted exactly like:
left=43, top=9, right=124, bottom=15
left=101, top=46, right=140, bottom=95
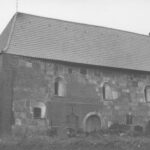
left=0, top=0, right=150, bottom=149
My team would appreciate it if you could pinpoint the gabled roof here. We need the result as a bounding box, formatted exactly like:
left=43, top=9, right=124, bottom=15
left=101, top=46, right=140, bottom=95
left=1, top=12, right=150, bottom=71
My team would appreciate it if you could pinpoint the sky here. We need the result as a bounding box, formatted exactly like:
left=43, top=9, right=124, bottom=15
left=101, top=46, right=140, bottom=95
left=0, top=0, right=150, bottom=35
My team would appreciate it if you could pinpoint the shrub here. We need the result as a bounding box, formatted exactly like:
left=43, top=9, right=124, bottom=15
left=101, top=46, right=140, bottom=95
left=46, top=127, right=58, bottom=137
left=133, top=125, right=143, bottom=136
left=109, top=123, right=130, bottom=134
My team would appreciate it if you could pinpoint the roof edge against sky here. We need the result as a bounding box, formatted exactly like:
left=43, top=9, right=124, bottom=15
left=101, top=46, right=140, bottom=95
left=18, top=11, right=150, bottom=38
left=0, top=12, right=17, bottom=53
left=2, top=12, right=18, bottom=52
left=1, top=11, right=150, bottom=53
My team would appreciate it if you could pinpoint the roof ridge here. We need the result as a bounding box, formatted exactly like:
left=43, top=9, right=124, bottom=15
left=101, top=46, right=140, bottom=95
left=18, top=11, right=150, bottom=39
left=2, top=12, right=18, bottom=53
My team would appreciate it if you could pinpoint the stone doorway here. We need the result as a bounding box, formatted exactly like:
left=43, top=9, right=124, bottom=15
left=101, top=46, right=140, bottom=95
left=83, top=112, right=101, bottom=133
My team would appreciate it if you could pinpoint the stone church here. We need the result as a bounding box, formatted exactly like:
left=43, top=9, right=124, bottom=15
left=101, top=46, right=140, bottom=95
left=0, top=12, right=150, bottom=135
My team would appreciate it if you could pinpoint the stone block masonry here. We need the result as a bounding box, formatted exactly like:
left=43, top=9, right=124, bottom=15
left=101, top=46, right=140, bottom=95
left=2, top=54, right=150, bottom=135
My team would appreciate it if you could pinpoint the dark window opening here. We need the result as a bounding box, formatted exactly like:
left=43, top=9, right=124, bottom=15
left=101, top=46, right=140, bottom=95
left=103, top=85, right=106, bottom=100
left=54, top=81, right=59, bottom=95
left=80, top=68, right=87, bottom=75
left=33, top=107, right=41, bottom=119
left=126, top=113, right=133, bottom=125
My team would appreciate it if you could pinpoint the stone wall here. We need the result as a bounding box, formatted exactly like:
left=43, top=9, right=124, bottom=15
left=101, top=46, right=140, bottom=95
left=3, top=54, right=150, bottom=135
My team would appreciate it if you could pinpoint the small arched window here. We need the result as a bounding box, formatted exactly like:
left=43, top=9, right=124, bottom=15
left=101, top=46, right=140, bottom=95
left=54, top=77, right=66, bottom=96
left=32, top=102, right=46, bottom=119
left=145, top=86, right=150, bottom=102
left=103, top=83, right=118, bottom=100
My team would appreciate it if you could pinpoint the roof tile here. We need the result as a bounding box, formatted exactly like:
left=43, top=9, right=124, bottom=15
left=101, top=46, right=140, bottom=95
left=2, top=12, right=150, bottom=71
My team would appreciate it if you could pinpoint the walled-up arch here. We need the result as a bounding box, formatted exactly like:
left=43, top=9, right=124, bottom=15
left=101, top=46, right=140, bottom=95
left=83, top=112, right=101, bottom=133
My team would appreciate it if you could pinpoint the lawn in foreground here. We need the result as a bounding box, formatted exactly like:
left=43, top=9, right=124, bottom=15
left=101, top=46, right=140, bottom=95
left=0, top=134, right=150, bottom=150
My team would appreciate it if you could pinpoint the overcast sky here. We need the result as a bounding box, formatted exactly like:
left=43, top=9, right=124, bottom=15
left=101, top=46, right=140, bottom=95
left=0, top=0, right=150, bottom=35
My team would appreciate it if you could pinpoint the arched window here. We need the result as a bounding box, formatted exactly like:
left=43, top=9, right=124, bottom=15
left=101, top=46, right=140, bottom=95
left=54, top=77, right=66, bottom=96
left=103, top=83, right=118, bottom=100
left=145, top=86, right=150, bottom=102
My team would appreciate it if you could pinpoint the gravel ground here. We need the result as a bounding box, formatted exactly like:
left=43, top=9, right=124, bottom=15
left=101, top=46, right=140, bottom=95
left=0, top=134, right=150, bottom=150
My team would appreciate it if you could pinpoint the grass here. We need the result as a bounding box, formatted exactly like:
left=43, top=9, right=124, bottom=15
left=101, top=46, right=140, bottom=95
left=0, top=133, right=150, bottom=150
